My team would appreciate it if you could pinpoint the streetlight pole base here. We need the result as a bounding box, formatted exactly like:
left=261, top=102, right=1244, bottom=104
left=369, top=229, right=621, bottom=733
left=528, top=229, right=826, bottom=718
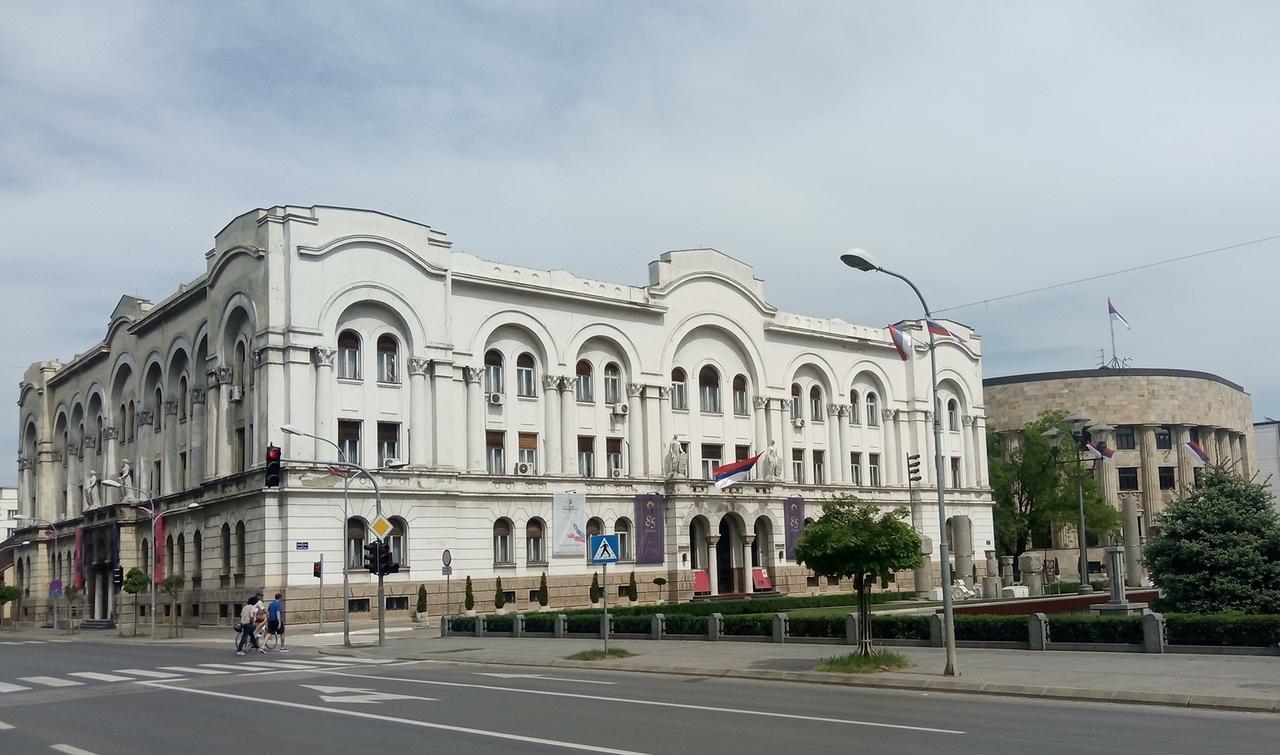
left=1077, top=585, right=1094, bottom=595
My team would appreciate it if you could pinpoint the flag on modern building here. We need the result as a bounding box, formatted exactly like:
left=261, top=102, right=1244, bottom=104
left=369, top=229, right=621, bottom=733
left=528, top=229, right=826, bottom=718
left=713, top=454, right=762, bottom=489
left=888, top=323, right=911, bottom=361
left=926, top=320, right=966, bottom=344
left=1108, top=298, right=1131, bottom=329
left=1085, top=442, right=1114, bottom=461
left=1186, top=440, right=1211, bottom=465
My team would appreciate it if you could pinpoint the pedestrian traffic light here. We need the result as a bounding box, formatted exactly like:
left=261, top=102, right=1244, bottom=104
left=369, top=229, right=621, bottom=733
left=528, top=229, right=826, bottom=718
left=265, top=444, right=282, bottom=488
left=112, top=565, right=124, bottom=588
left=313, top=560, right=323, bottom=579
left=906, top=453, right=922, bottom=484
left=363, top=542, right=379, bottom=574
left=377, top=541, right=399, bottom=577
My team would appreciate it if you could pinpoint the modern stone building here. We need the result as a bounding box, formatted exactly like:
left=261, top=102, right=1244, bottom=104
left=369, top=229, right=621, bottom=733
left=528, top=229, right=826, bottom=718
left=984, top=368, right=1254, bottom=586
left=9, top=205, right=994, bottom=629
left=1255, top=418, right=1280, bottom=509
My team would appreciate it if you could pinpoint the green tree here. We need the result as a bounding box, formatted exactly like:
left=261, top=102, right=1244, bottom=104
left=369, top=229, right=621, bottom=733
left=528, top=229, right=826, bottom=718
left=1144, top=467, right=1280, bottom=614
left=627, top=571, right=638, bottom=602
left=161, top=575, right=185, bottom=637
left=494, top=577, right=505, bottom=610
left=589, top=572, right=601, bottom=604
left=416, top=584, right=428, bottom=617
left=463, top=576, right=475, bottom=612
left=988, top=411, right=1121, bottom=562
left=537, top=573, right=549, bottom=607
left=0, top=584, right=20, bottom=628
left=121, top=568, right=150, bottom=637
left=795, top=497, right=923, bottom=656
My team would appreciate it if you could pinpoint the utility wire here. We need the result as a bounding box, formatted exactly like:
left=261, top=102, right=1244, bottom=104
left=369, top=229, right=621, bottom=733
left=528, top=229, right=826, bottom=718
left=933, top=232, right=1280, bottom=314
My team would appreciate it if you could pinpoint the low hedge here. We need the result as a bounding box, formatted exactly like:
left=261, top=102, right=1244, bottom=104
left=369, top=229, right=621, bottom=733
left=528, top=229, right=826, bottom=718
left=449, top=616, right=476, bottom=633
left=788, top=616, right=844, bottom=639
left=1165, top=614, right=1280, bottom=647
left=872, top=615, right=931, bottom=640
left=954, top=614, right=1028, bottom=642
left=721, top=616, right=772, bottom=637
left=1049, top=614, right=1142, bottom=644
left=563, top=591, right=916, bottom=619
left=486, top=614, right=514, bottom=633
left=522, top=613, right=556, bottom=633
left=611, top=615, right=653, bottom=634
left=663, top=614, right=710, bottom=635
left=565, top=614, right=601, bottom=634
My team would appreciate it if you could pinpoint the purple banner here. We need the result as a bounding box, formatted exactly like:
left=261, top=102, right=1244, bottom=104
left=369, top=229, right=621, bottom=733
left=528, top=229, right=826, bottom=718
left=634, top=493, right=666, bottom=565
left=784, top=496, right=805, bottom=561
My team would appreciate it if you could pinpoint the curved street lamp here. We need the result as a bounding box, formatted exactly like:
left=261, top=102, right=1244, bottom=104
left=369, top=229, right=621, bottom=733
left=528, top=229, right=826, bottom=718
left=1043, top=417, right=1114, bottom=593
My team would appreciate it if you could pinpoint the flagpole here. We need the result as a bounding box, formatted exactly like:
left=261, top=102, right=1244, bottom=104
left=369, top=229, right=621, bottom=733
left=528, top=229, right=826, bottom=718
left=1109, top=306, right=1118, bottom=366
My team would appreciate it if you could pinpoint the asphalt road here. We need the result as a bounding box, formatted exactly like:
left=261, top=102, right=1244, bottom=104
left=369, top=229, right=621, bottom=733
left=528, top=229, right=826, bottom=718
left=2, top=640, right=1279, bottom=754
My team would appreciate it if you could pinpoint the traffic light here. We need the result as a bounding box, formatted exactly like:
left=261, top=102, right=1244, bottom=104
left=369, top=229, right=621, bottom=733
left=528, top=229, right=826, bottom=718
left=906, top=453, right=922, bottom=484
left=112, top=565, right=124, bottom=588
left=363, top=542, right=379, bottom=574
left=313, top=561, right=323, bottom=579
left=377, top=541, right=399, bottom=577
left=265, top=444, right=282, bottom=488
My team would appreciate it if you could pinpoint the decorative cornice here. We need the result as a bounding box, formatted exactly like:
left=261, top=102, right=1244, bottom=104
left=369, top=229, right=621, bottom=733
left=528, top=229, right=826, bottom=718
left=657, top=386, right=672, bottom=400
left=313, top=347, right=337, bottom=369
left=189, top=388, right=206, bottom=405
left=102, top=427, right=117, bottom=441
left=136, top=410, right=154, bottom=427
left=542, top=374, right=561, bottom=391
left=163, top=399, right=180, bottom=416
left=626, top=383, right=644, bottom=399
left=407, top=357, right=430, bottom=377
left=464, top=366, right=483, bottom=385
left=753, top=395, right=768, bottom=410
left=214, top=366, right=234, bottom=385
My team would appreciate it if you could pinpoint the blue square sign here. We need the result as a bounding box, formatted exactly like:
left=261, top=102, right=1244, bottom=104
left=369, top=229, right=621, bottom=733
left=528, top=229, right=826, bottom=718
left=589, top=534, right=620, bottom=565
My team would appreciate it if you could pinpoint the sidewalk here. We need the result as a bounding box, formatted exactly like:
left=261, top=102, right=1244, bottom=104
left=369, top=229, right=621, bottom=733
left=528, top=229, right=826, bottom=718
left=0, top=617, right=425, bottom=647
left=321, top=633, right=1280, bottom=714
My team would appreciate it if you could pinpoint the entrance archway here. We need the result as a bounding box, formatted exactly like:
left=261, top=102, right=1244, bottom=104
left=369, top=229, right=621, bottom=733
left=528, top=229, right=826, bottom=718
left=716, top=514, right=747, bottom=594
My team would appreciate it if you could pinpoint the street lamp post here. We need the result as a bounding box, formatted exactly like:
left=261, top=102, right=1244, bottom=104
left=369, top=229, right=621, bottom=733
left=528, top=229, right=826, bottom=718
left=841, top=249, right=959, bottom=677
left=99, top=480, right=198, bottom=638
left=15, top=515, right=59, bottom=631
left=1042, top=416, right=1113, bottom=594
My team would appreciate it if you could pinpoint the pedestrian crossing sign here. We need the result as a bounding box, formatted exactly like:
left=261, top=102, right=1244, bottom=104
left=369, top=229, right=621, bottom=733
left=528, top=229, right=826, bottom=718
left=589, top=534, right=620, bottom=564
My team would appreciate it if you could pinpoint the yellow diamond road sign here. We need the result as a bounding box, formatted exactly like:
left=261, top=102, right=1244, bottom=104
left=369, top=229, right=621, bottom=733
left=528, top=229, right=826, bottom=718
left=370, top=516, right=394, bottom=541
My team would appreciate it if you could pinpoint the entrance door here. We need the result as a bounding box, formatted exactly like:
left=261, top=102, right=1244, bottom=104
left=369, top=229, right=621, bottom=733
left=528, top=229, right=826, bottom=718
left=716, top=520, right=734, bottom=594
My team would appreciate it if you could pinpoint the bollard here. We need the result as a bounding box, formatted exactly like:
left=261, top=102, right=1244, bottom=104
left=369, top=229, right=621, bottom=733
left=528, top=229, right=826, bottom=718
left=1143, top=612, right=1166, bottom=654
left=441, top=614, right=451, bottom=638
left=1028, top=612, right=1049, bottom=651
left=709, top=612, right=724, bottom=642
left=771, top=612, right=788, bottom=643
left=651, top=613, right=665, bottom=640
left=599, top=613, right=611, bottom=640
left=554, top=613, right=567, bottom=639
left=474, top=615, right=485, bottom=638
left=844, top=612, right=860, bottom=646
left=928, top=613, right=945, bottom=648
left=513, top=613, right=524, bottom=638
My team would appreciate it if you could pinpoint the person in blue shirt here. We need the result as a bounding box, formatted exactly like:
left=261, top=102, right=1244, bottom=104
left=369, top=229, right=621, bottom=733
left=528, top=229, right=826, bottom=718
left=267, top=593, right=288, bottom=652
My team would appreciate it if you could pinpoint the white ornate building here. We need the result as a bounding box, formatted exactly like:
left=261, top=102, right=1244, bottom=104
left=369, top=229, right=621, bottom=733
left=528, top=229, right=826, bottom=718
left=9, top=206, right=994, bottom=627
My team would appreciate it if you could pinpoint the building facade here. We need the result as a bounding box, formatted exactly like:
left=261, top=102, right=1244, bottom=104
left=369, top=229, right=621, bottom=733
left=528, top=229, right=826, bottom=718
left=11, top=206, right=994, bottom=627
left=1255, top=419, right=1280, bottom=509
left=984, top=368, right=1254, bottom=586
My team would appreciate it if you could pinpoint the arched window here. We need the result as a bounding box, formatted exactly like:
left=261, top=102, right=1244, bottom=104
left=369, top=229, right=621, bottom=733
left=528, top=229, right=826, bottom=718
left=220, top=524, right=231, bottom=575
left=166, top=534, right=175, bottom=577
left=732, top=375, right=749, bottom=416
left=126, top=401, right=135, bottom=443
left=346, top=518, right=367, bottom=569
left=154, top=388, right=164, bottom=433
left=575, top=360, right=594, bottom=402
left=810, top=386, right=824, bottom=424
left=177, top=533, right=186, bottom=577
left=388, top=517, right=406, bottom=565
left=698, top=366, right=721, bottom=413
left=235, top=521, right=246, bottom=574
left=866, top=392, right=880, bottom=427
left=790, top=384, right=802, bottom=419
left=585, top=517, right=604, bottom=559
left=141, top=538, right=150, bottom=576
left=178, top=376, right=188, bottom=422
left=516, top=353, right=536, bottom=397
left=603, top=363, right=622, bottom=405
left=338, top=330, right=361, bottom=380
left=614, top=518, right=632, bottom=561
left=526, top=518, right=546, bottom=565
left=234, top=342, right=248, bottom=390
left=193, top=530, right=202, bottom=579
left=671, top=368, right=688, bottom=411
left=947, top=399, right=959, bottom=431
left=377, top=334, right=400, bottom=383
left=493, top=518, right=514, bottom=564
left=849, top=390, right=860, bottom=425
left=96, top=413, right=104, bottom=454
left=484, top=349, right=504, bottom=394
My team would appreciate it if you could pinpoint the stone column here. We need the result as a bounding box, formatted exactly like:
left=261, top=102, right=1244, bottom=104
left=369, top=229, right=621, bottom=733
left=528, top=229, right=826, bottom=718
left=982, top=550, right=1001, bottom=598
left=962, top=416, right=977, bottom=489
left=915, top=535, right=933, bottom=598
left=779, top=401, right=793, bottom=482
left=1138, top=425, right=1161, bottom=523
left=560, top=377, right=578, bottom=475
left=189, top=390, right=206, bottom=484
left=18, top=459, right=32, bottom=517
left=952, top=514, right=974, bottom=585
left=644, top=386, right=661, bottom=476
left=923, top=411, right=937, bottom=487
left=311, top=349, right=335, bottom=462
left=135, top=409, right=154, bottom=494
left=1018, top=552, right=1044, bottom=597
left=1121, top=494, right=1143, bottom=588
left=753, top=397, right=769, bottom=476
left=464, top=366, right=484, bottom=472
left=835, top=404, right=850, bottom=485
left=743, top=535, right=756, bottom=593
left=162, top=399, right=179, bottom=495
left=1238, top=433, right=1251, bottom=476
left=214, top=367, right=234, bottom=477
left=626, top=384, right=644, bottom=477
left=882, top=409, right=899, bottom=486
left=895, top=411, right=909, bottom=486
left=826, top=404, right=842, bottom=484
left=973, top=416, right=989, bottom=487
left=1000, top=555, right=1014, bottom=587
left=706, top=536, right=720, bottom=596
left=65, top=443, right=80, bottom=519
left=431, top=362, right=459, bottom=469
left=1229, top=433, right=1242, bottom=472
left=1215, top=429, right=1230, bottom=469
left=407, top=358, right=430, bottom=466
left=1175, top=425, right=1195, bottom=493
left=657, top=387, right=672, bottom=476
left=101, top=427, right=118, bottom=507
left=542, top=375, right=562, bottom=474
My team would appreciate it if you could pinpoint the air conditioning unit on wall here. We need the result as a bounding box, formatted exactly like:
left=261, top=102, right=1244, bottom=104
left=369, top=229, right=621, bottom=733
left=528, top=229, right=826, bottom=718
left=488, top=392, right=504, bottom=405
left=610, top=468, right=624, bottom=479
left=792, top=417, right=806, bottom=428
left=228, top=385, right=245, bottom=403
left=612, top=403, right=629, bottom=416
left=515, top=462, right=534, bottom=475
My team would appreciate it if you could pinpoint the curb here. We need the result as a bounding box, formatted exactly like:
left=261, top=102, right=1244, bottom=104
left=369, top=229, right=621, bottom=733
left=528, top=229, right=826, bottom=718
left=317, top=648, right=1280, bottom=714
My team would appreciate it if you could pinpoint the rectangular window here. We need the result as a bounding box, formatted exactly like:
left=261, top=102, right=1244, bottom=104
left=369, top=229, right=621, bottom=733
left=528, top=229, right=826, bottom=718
left=518, top=433, right=537, bottom=470
left=868, top=453, right=881, bottom=487
left=485, top=363, right=503, bottom=395
left=1114, top=426, right=1136, bottom=450
left=813, top=450, right=825, bottom=485
left=700, top=383, right=720, bottom=414
left=604, top=374, right=621, bottom=405
left=701, top=444, right=723, bottom=480
left=1155, top=426, right=1173, bottom=450
left=606, top=437, right=623, bottom=476
left=790, top=395, right=802, bottom=420
left=377, top=422, right=400, bottom=467
left=951, top=457, right=961, bottom=489
left=1158, top=466, right=1176, bottom=490
left=1189, top=427, right=1200, bottom=444
left=578, top=436, right=595, bottom=477
left=385, top=596, right=409, bottom=612
left=338, top=420, right=361, bottom=464
left=849, top=452, right=862, bottom=486
left=338, top=347, right=360, bottom=380
left=516, top=364, right=535, bottom=397
left=672, top=382, right=687, bottom=411
left=811, top=397, right=824, bottom=423
left=178, top=451, right=187, bottom=489
left=235, top=428, right=246, bottom=472
left=486, top=430, right=506, bottom=475
left=1118, top=466, right=1140, bottom=491
left=735, top=445, right=751, bottom=463
left=733, top=387, right=748, bottom=416
left=792, top=450, right=804, bottom=483
left=576, top=376, right=593, bottom=403
left=377, top=351, right=398, bottom=383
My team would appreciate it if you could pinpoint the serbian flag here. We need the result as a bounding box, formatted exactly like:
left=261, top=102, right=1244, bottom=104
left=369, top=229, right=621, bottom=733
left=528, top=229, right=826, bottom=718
left=888, top=323, right=911, bottom=361
left=926, top=320, right=966, bottom=344
left=713, top=453, right=762, bottom=489
left=1084, top=442, right=1114, bottom=461
left=1108, top=298, right=1131, bottom=329
left=1186, top=440, right=1210, bottom=465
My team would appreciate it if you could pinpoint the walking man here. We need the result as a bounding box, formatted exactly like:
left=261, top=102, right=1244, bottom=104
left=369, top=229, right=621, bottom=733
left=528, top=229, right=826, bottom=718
left=236, top=595, right=264, bottom=655
left=267, top=592, right=288, bottom=653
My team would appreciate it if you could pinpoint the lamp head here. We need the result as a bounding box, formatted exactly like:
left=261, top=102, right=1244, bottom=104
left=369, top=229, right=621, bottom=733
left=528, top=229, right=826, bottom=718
left=280, top=424, right=304, bottom=436
left=1040, top=426, right=1063, bottom=456
left=840, top=249, right=880, bottom=272
left=100, top=479, right=122, bottom=489
left=383, top=459, right=409, bottom=470
left=14, top=513, right=30, bottom=521
left=1065, top=413, right=1091, bottom=432
left=1088, top=422, right=1115, bottom=436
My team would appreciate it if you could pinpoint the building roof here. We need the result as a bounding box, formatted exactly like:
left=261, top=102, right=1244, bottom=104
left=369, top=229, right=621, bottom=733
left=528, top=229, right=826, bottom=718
left=983, top=367, right=1247, bottom=394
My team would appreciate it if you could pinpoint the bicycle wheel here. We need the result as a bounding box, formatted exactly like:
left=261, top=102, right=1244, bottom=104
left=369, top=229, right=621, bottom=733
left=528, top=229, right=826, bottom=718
left=263, top=631, right=277, bottom=650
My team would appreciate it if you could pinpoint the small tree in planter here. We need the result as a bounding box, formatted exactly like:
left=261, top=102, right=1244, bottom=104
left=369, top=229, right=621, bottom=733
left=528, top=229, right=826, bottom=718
left=160, top=575, right=185, bottom=638
left=0, top=584, right=19, bottom=629
left=121, top=568, right=150, bottom=637
left=652, top=577, right=667, bottom=605
left=463, top=576, right=476, bottom=616
left=415, top=584, right=428, bottom=623
left=627, top=571, right=638, bottom=604
left=494, top=577, right=506, bottom=614
left=537, top=573, right=549, bottom=610
left=589, top=572, right=601, bottom=607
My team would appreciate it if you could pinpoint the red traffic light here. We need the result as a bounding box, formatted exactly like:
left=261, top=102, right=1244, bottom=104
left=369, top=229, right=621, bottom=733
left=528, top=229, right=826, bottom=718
left=267, top=445, right=282, bottom=461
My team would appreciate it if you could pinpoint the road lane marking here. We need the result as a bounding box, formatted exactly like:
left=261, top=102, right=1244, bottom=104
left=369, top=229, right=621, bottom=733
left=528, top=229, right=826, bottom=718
left=113, top=669, right=181, bottom=679
left=19, top=676, right=83, bottom=688
left=0, top=720, right=14, bottom=730
left=158, top=666, right=230, bottom=675
left=301, top=684, right=435, bottom=704
left=50, top=745, right=97, bottom=755
left=477, top=672, right=615, bottom=685
left=0, top=683, right=32, bottom=693
left=313, top=657, right=392, bottom=664
left=239, top=661, right=325, bottom=670
left=326, top=670, right=966, bottom=736
left=274, top=659, right=357, bottom=666
left=68, top=672, right=135, bottom=683
left=141, top=681, right=651, bottom=754
left=199, top=663, right=260, bottom=672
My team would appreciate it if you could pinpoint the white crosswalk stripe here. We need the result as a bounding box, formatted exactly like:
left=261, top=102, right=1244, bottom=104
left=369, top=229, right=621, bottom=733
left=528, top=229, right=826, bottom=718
left=199, top=663, right=261, bottom=672
left=19, top=676, right=83, bottom=688
left=68, top=672, right=135, bottom=683
left=157, top=666, right=229, bottom=675
left=0, top=682, right=32, bottom=693
left=112, top=669, right=181, bottom=679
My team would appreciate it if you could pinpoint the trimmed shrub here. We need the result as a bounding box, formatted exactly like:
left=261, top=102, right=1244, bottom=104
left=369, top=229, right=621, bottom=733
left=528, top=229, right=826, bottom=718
left=494, top=577, right=505, bottom=610
left=450, top=616, right=476, bottom=633
left=537, top=573, right=549, bottom=607
left=1166, top=614, right=1280, bottom=647
left=464, top=576, right=475, bottom=611
left=663, top=614, right=709, bottom=635
left=523, top=613, right=556, bottom=633
left=954, top=614, right=1029, bottom=642
left=627, top=571, right=638, bottom=602
left=487, top=614, right=514, bottom=633
left=871, top=615, right=931, bottom=640
left=1048, top=615, right=1142, bottom=644
left=590, top=573, right=601, bottom=604
left=788, top=616, right=844, bottom=639
left=721, top=616, right=772, bottom=637
left=611, top=615, right=652, bottom=634
left=563, top=590, right=916, bottom=619
left=566, top=614, right=600, bottom=634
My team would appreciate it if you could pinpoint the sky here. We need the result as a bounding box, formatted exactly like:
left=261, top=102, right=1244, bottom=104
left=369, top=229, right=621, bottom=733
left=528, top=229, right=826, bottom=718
left=2, top=1, right=1278, bottom=485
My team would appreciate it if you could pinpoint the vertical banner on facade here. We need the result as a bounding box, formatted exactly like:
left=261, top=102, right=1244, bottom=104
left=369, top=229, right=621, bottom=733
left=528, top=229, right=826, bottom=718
left=784, top=496, right=805, bottom=561
left=633, top=493, right=666, bottom=565
left=154, top=514, right=165, bottom=582
left=552, top=491, right=587, bottom=557
left=73, top=527, right=85, bottom=589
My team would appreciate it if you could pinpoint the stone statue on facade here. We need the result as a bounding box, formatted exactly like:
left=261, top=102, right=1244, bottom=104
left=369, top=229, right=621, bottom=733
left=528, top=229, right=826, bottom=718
left=764, top=440, right=783, bottom=481
left=119, top=459, right=134, bottom=500
left=663, top=436, right=688, bottom=479
left=83, top=469, right=100, bottom=508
